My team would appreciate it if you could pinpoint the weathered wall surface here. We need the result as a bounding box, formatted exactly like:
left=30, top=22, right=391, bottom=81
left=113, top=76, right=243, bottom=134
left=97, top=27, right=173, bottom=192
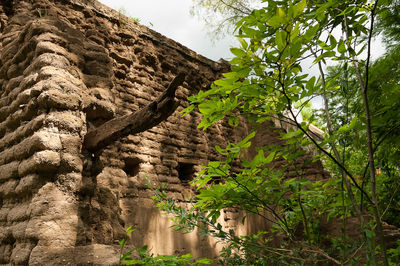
left=0, top=0, right=330, bottom=265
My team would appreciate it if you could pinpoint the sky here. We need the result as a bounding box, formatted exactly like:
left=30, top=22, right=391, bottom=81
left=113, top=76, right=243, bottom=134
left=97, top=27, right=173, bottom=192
left=98, top=0, right=387, bottom=109
left=98, top=0, right=237, bottom=61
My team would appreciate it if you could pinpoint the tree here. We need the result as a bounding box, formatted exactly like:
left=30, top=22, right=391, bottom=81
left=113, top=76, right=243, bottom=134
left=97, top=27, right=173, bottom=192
left=190, top=0, right=255, bottom=38
left=316, top=45, right=400, bottom=226
left=150, top=0, right=399, bottom=265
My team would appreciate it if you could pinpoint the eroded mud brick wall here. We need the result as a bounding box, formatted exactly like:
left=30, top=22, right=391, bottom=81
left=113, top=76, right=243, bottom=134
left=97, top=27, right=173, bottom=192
left=0, top=0, right=328, bottom=265
left=0, top=0, right=248, bottom=264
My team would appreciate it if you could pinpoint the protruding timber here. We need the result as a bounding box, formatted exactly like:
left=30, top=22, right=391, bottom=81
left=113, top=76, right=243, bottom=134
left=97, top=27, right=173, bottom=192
left=83, top=72, right=186, bottom=152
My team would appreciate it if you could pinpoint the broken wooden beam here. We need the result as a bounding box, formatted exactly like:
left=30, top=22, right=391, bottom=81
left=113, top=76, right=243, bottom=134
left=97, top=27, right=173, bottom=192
left=83, top=72, right=186, bottom=152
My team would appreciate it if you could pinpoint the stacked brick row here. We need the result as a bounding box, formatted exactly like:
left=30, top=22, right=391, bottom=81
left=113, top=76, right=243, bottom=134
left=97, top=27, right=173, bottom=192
left=0, top=10, right=89, bottom=265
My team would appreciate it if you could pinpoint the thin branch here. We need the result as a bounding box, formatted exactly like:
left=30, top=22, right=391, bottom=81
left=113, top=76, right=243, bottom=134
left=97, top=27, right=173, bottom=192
left=343, top=241, right=367, bottom=264
left=230, top=172, right=292, bottom=234
left=220, top=0, right=251, bottom=15
left=355, top=1, right=389, bottom=264
left=309, top=46, right=364, bottom=223
left=381, top=181, right=400, bottom=219
left=374, top=123, right=400, bottom=152
left=302, top=248, right=341, bottom=265
left=277, top=70, right=372, bottom=204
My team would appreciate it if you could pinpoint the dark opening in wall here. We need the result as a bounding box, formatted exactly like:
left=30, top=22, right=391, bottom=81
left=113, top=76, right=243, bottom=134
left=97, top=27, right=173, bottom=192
left=2, top=1, right=14, bottom=17
left=124, top=157, right=141, bottom=176
left=177, top=162, right=195, bottom=183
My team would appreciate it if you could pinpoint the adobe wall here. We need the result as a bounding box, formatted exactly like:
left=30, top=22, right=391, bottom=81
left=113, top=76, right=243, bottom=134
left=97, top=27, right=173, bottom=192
left=0, top=0, right=328, bottom=265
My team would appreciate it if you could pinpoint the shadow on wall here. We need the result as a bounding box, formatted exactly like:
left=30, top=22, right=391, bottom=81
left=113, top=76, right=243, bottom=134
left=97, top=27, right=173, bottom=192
left=112, top=55, right=225, bottom=258
left=59, top=1, right=128, bottom=259
left=119, top=121, right=219, bottom=259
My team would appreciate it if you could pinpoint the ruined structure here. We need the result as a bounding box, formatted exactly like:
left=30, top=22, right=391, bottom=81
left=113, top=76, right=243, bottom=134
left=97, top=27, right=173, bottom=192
left=1, top=0, right=397, bottom=265
left=0, top=1, right=269, bottom=264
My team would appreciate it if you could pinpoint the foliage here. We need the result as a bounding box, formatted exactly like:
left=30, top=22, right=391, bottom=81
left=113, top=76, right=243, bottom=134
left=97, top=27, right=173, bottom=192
left=375, top=0, right=400, bottom=45
left=118, top=226, right=213, bottom=266
left=117, top=7, right=141, bottom=28
left=190, top=0, right=258, bottom=38
left=150, top=0, right=400, bottom=265
left=388, top=240, right=400, bottom=265
left=316, top=44, right=400, bottom=227
left=151, top=181, right=348, bottom=265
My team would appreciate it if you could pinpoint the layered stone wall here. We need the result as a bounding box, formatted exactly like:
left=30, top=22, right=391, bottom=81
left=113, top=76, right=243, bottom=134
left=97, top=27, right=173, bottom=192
left=0, top=0, right=330, bottom=264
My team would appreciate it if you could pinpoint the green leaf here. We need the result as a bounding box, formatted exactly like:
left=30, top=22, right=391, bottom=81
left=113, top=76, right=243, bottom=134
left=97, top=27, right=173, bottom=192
left=196, top=258, right=213, bottom=264
left=347, top=46, right=356, bottom=57
left=293, top=0, right=306, bottom=17
left=120, top=249, right=135, bottom=261
left=237, top=37, right=248, bottom=49
left=124, top=259, right=145, bottom=265
left=238, top=131, right=256, bottom=148
left=290, top=22, right=301, bottom=39
left=313, top=51, right=336, bottom=64
left=265, top=151, right=276, bottom=164
left=289, top=41, right=302, bottom=56
left=180, top=104, right=195, bottom=117
left=209, top=161, right=221, bottom=168
left=364, top=228, right=373, bottom=239
left=338, top=6, right=356, bottom=16
left=230, top=47, right=247, bottom=57
left=337, top=39, right=346, bottom=54
left=275, top=30, right=286, bottom=50
left=306, top=76, right=316, bottom=92
left=137, top=245, right=148, bottom=257
left=181, top=253, right=193, bottom=259
left=329, top=34, right=337, bottom=50
left=278, top=7, right=286, bottom=18
left=318, top=40, right=332, bottom=51
left=228, top=116, right=239, bottom=127
left=126, top=225, right=136, bottom=235
left=303, top=24, right=319, bottom=42
left=268, top=15, right=284, bottom=28
left=198, top=101, right=215, bottom=115
left=213, top=78, right=229, bottom=87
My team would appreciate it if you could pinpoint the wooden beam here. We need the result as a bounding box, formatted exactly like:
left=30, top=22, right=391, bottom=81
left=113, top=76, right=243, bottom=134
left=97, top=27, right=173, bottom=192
left=83, top=72, right=186, bottom=152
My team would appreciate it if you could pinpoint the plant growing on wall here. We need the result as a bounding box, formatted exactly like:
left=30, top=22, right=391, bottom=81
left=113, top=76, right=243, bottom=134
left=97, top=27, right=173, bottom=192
left=148, top=0, right=400, bottom=265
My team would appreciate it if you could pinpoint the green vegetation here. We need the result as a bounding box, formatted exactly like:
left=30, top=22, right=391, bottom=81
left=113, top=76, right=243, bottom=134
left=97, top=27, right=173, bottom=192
left=120, top=0, right=400, bottom=265
left=117, top=8, right=140, bottom=28
left=190, top=0, right=254, bottom=38
left=36, top=5, right=48, bottom=18
left=118, top=226, right=212, bottom=265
